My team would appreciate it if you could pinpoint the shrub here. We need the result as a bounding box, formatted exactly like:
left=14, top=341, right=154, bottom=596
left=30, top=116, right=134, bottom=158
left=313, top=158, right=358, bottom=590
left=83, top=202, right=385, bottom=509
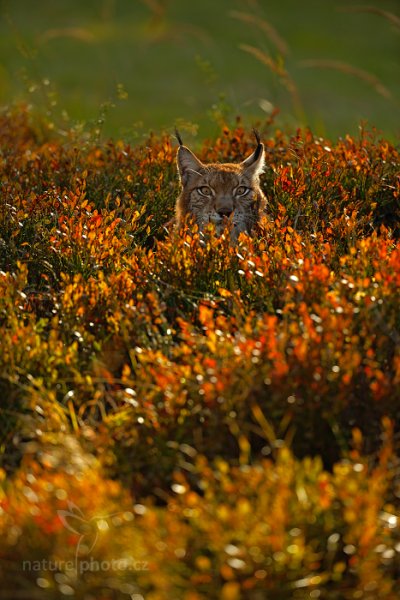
left=1, top=105, right=399, bottom=597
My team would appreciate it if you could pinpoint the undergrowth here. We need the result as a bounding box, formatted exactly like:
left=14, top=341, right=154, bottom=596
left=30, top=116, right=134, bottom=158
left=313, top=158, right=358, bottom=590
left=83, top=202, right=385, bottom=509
left=0, top=104, right=400, bottom=599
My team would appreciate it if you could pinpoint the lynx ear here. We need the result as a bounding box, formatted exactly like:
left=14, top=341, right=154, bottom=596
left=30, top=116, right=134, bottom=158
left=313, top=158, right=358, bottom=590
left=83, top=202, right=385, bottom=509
left=241, top=132, right=265, bottom=176
left=177, top=145, right=205, bottom=184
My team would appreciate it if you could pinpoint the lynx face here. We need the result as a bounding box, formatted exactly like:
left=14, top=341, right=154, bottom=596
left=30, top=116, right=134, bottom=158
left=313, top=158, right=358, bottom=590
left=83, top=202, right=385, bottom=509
left=175, top=136, right=266, bottom=241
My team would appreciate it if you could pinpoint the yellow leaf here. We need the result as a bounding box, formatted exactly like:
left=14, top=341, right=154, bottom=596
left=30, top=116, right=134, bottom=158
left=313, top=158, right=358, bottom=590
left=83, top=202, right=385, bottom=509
left=219, top=287, right=232, bottom=298
left=222, top=581, right=240, bottom=600
left=195, top=556, right=211, bottom=571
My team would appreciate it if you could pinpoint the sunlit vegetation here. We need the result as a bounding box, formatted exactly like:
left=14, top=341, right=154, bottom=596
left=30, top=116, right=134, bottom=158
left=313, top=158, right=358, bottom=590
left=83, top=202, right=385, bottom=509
left=0, top=105, right=400, bottom=598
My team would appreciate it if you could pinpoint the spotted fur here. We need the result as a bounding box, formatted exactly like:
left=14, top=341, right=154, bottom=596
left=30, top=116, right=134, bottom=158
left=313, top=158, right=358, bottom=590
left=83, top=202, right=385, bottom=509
left=175, top=134, right=266, bottom=242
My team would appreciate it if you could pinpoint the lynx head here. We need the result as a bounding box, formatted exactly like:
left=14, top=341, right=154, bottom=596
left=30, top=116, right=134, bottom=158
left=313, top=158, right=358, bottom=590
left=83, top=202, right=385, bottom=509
left=175, top=131, right=266, bottom=241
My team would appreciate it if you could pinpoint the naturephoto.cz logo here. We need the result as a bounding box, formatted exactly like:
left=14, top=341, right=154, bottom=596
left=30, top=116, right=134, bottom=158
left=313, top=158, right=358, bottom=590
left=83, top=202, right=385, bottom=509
left=21, top=500, right=149, bottom=576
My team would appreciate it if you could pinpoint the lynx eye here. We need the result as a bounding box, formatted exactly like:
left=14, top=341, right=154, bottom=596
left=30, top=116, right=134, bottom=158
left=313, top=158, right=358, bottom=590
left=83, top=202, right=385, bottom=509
left=198, top=186, right=212, bottom=196
left=236, top=185, right=250, bottom=196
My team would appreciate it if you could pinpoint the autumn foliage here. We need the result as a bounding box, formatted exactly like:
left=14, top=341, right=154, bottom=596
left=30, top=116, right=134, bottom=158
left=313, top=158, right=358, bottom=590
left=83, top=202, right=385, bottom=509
left=0, top=105, right=400, bottom=599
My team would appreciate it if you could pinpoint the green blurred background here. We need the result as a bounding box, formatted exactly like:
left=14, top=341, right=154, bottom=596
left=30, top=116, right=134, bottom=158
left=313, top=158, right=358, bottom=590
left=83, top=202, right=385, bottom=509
left=0, top=0, right=399, bottom=142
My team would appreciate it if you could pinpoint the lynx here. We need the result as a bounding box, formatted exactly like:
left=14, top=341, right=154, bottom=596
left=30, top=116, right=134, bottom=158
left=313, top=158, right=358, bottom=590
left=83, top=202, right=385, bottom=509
left=175, top=131, right=266, bottom=241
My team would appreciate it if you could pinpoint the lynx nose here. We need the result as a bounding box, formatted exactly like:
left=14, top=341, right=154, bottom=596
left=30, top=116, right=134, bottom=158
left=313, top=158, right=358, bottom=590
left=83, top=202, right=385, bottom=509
left=217, top=207, right=233, bottom=218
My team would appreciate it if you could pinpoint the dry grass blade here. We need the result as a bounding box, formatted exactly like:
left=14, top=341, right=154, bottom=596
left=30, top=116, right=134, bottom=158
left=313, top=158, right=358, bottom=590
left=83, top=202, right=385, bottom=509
left=230, top=10, right=289, bottom=56
left=338, top=5, right=400, bottom=29
left=39, top=28, right=95, bottom=43
left=240, top=44, right=303, bottom=116
left=299, top=59, right=393, bottom=100
left=140, top=0, right=167, bottom=19
left=139, top=0, right=211, bottom=46
left=239, top=44, right=280, bottom=74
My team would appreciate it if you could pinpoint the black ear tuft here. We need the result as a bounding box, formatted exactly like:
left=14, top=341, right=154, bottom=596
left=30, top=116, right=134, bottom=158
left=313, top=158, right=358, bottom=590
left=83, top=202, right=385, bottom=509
left=175, top=128, right=184, bottom=146
left=252, top=128, right=261, bottom=146
left=252, top=129, right=263, bottom=161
